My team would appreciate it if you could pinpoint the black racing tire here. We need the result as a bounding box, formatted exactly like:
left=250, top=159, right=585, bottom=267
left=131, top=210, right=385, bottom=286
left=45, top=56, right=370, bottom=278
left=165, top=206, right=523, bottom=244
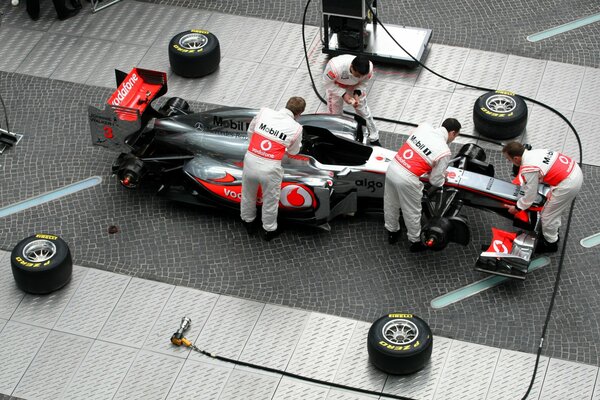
left=367, top=313, right=433, bottom=375
left=473, top=90, right=528, bottom=140
left=10, top=234, right=73, bottom=294
left=169, top=30, right=220, bottom=78
left=421, top=216, right=453, bottom=251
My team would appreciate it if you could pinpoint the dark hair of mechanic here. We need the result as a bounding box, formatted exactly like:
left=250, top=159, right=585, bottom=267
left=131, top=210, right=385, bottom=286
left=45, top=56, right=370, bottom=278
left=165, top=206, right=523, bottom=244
left=442, top=118, right=461, bottom=134
left=286, top=96, right=306, bottom=117
left=350, top=56, right=371, bottom=76
left=502, top=141, right=526, bottom=157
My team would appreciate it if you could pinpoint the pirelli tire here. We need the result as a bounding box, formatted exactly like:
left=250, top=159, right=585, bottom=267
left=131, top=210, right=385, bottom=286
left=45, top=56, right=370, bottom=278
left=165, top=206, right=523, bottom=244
left=473, top=91, right=528, bottom=140
left=169, top=30, right=220, bottom=78
left=367, top=313, right=433, bottom=375
left=10, top=234, right=73, bottom=294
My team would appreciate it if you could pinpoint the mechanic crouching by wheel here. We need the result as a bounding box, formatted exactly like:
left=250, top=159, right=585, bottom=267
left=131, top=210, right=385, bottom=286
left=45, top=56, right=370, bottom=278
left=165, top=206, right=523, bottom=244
left=502, top=142, right=583, bottom=253
left=323, top=55, right=380, bottom=147
left=240, top=97, right=306, bottom=241
left=384, top=119, right=461, bottom=252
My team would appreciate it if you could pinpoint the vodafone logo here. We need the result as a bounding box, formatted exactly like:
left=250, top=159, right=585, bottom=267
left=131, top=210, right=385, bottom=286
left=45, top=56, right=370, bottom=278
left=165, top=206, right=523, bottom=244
left=280, top=185, right=313, bottom=208
left=558, top=155, right=569, bottom=164
left=260, top=139, right=272, bottom=152
left=403, top=149, right=414, bottom=160
left=111, top=73, right=139, bottom=106
left=493, top=240, right=509, bottom=253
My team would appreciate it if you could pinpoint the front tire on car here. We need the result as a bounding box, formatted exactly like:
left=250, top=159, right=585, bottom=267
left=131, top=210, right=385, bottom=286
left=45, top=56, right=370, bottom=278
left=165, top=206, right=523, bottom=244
left=168, top=29, right=220, bottom=78
left=367, top=313, right=433, bottom=375
left=10, top=234, right=73, bottom=294
left=473, top=90, right=528, bottom=140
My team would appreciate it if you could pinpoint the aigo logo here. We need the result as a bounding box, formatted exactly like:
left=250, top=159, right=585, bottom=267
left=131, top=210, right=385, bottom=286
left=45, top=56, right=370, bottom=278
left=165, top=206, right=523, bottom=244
left=280, top=185, right=313, bottom=208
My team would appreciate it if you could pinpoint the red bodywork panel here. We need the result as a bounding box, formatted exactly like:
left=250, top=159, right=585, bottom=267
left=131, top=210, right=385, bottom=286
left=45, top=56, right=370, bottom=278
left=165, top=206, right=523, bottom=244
left=485, top=228, right=518, bottom=254
left=107, top=68, right=167, bottom=121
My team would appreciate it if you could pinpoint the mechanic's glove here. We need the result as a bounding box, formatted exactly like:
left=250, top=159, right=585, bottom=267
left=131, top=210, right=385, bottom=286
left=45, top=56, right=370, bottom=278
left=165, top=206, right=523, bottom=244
left=426, top=186, right=441, bottom=197
left=512, top=164, right=520, bottom=177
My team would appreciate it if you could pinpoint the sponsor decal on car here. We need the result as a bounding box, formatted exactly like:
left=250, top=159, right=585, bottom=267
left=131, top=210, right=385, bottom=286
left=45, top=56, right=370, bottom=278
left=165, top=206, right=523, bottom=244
left=194, top=177, right=316, bottom=209
left=355, top=178, right=383, bottom=193
left=212, top=116, right=251, bottom=132
left=111, top=73, right=139, bottom=107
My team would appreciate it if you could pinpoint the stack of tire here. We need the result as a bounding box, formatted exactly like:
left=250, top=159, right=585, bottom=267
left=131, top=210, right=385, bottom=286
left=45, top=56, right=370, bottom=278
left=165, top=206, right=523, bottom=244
left=473, top=90, right=528, bottom=140
left=10, top=234, right=72, bottom=294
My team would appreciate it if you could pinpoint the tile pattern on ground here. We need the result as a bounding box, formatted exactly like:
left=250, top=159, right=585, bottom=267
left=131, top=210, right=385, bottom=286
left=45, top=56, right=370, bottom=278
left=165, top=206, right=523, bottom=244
left=10, top=266, right=88, bottom=329
left=98, top=278, right=173, bottom=348
left=12, top=331, right=93, bottom=400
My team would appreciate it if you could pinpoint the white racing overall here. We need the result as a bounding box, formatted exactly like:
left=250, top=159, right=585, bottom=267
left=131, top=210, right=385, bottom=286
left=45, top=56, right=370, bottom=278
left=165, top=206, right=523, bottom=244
left=517, top=149, right=583, bottom=243
left=384, top=124, right=451, bottom=243
left=240, top=108, right=303, bottom=232
left=323, top=54, right=379, bottom=142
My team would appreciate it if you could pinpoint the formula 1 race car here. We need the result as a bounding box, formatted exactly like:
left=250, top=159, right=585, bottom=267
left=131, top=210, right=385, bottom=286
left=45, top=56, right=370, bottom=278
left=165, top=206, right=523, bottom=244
left=89, top=68, right=549, bottom=279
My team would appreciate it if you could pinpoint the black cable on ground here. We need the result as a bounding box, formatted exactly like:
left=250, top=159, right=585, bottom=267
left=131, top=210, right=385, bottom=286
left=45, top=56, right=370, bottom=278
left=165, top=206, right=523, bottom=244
left=302, top=1, right=585, bottom=399
left=365, top=8, right=584, bottom=400
left=185, top=341, right=417, bottom=400
left=0, top=91, right=10, bottom=138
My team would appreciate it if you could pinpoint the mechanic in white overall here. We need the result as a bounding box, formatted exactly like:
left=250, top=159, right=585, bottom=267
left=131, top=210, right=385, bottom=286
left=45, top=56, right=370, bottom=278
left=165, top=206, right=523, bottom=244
left=323, top=55, right=380, bottom=146
left=502, top=142, right=583, bottom=253
left=384, top=119, right=461, bottom=252
left=240, top=97, right=305, bottom=241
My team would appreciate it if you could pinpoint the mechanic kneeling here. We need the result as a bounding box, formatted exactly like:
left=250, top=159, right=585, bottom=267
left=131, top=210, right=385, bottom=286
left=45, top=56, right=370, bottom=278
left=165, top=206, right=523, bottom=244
left=384, top=119, right=461, bottom=252
left=240, top=97, right=306, bottom=241
left=502, top=141, right=583, bottom=253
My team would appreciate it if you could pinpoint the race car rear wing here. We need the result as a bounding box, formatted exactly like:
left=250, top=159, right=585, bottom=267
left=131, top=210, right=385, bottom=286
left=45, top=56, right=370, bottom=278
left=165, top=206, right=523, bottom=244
left=88, top=68, right=167, bottom=152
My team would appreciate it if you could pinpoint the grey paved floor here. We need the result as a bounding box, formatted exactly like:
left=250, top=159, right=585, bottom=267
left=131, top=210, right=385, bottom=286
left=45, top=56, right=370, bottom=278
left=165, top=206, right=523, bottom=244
left=0, top=1, right=599, bottom=398
left=2, top=251, right=598, bottom=400
left=139, top=0, right=600, bottom=68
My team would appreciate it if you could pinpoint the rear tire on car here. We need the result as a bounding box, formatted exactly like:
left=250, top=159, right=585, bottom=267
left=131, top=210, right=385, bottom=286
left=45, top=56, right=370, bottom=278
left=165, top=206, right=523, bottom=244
left=473, top=91, right=528, bottom=140
left=10, top=234, right=73, bottom=294
left=168, top=29, right=220, bottom=78
left=367, top=313, right=433, bottom=375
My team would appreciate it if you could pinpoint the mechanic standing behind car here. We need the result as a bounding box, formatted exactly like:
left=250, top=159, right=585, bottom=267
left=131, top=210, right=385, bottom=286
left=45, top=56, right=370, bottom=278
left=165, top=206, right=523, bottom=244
left=502, top=142, right=583, bottom=253
left=323, top=55, right=380, bottom=146
left=384, top=119, right=461, bottom=252
left=240, top=97, right=306, bottom=241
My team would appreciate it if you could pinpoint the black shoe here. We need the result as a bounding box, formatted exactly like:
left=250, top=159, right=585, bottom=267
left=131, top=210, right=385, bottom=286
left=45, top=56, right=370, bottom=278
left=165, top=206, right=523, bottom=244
left=535, top=237, right=559, bottom=254
left=261, top=228, right=280, bottom=242
left=57, top=6, right=79, bottom=20
left=26, top=0, right=40, bottom=20
left=369, top=140, right=381, bottom=147
left=242, top=220, right=257, bottom=235
left=409, top=241, right=428, bottom=253
left=387, top=229, right=399, bottom=244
